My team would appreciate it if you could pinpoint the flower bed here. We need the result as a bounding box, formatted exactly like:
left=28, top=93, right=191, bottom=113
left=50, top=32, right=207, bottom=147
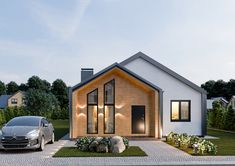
left=75, top=136, right=129, bottom=153
left=166, top=132, right=217, bottom=155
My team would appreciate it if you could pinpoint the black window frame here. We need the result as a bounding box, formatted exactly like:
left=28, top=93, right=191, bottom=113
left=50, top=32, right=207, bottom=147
left=103, top=79, right=115, bottom=134
left=170, top=100, right=191, bottom=122
left=87, top=89, right=98, bottom=134
left=11, top=98, right=18, bottom=104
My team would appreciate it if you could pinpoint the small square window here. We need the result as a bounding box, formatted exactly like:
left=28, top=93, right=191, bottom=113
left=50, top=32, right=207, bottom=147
left=11, top=98, right=18, bottom=104
left=171, top=100, right=190, bottom=122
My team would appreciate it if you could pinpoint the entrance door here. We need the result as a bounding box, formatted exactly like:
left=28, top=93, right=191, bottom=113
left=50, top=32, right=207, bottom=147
left=131, top=106, right=145, bottom=134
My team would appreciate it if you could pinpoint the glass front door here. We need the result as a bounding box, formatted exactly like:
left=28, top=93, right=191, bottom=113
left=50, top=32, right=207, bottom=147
left=131, top=105, right=145, bottom=134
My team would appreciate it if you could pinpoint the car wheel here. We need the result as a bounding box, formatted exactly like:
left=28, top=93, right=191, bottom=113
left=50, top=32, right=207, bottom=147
left=49, top=132, right=55, bottom=144
left=38, top=136, right=45, bottom=151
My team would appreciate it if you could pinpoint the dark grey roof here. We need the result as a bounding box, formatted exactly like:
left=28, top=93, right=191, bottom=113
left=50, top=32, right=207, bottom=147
left=0, top=95, right=11, bottom=109
left=72, top=63, right=162, bottom=92
left=120, top=52, right=207, bottom=94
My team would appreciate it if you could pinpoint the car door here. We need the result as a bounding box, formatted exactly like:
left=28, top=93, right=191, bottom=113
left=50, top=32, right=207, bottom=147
left=41, top=119, right=50, bottom=142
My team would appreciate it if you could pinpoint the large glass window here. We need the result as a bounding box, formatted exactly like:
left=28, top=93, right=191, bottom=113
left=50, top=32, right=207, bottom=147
left=171, top=100, right=190, bottom=122
left=104, top=80, right=115, bottom=134
left=87, top=89, right=98, bottom=134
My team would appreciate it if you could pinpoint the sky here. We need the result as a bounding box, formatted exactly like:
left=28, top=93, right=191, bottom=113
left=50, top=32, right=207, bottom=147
left=0, top=0, right=235, bottom=86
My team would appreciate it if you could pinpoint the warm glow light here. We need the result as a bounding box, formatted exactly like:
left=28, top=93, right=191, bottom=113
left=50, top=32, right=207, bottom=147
left=77, top=113, right=86, bottom=118
left=138, top=122, right=145, bottom=132
left=77, top=104, right=86, bottom=109
left=115, top=104, right=125, bottom=109
left=98, top=113, right=103, bottom=116
left=115, top=113, right=125, bottom=118
left=98, top=105, right=103, bottom=109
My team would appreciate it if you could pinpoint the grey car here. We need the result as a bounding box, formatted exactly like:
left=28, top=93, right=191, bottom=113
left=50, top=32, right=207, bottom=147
left=0, top=116, right=54, bottom=151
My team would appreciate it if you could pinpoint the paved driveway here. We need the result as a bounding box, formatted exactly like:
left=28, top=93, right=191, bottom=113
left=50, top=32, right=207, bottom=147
left=1, top=140, right=235, bottom=165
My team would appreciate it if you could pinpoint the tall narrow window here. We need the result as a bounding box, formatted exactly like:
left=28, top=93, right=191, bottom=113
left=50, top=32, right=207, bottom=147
left=171, top=100, right=191, bottom=122
left=87, top=89, right=98, bottom=134
left=104, top=79, right=115, bottom=134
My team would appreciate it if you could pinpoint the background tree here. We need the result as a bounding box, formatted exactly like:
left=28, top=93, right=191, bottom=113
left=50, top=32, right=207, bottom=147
left=201, top=79, right=235, bottom=100
left=51, top=79, right=68, bottom=109
left=224, top=106, right=235, bottom=130
left=27, top=76, right=51, bottom=92
left=6, top=81, right=18, bottom=94
left=0, top=81, right=6, bottom=95
left=19, top=83, right=28, bottom=91
left=201, top=80, right=215, bottom=99
left=26, top=89, right=59, bottom=118
left=210, top=101, right=225, bottom=128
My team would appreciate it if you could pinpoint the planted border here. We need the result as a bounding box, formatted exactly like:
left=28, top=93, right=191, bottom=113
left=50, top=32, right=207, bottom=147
left=166, top=132, right=217, bottom=155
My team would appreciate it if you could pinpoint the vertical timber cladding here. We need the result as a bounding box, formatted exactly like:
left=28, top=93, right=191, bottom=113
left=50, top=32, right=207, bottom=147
left=72, top=69, right=158, bottom=138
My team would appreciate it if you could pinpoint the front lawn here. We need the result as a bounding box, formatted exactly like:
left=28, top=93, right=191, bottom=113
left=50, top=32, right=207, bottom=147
left=50, top=119, right=69, bottom=141
left=53, top=146, right=147, bottom=157
left=207, top=129, right=235, bottom=155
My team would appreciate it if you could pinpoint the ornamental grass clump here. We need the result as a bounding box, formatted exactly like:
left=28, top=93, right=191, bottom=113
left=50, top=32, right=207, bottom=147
left=166, top=132, right=217, bottom=155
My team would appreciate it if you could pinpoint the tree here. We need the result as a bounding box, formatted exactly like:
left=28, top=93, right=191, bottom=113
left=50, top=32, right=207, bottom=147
left=201, top=80, right=215, bottom=99
left=227, top=79, right=235, bottom=100
left=26, top=89, right=59, bottom=118
left=0, top=81, right=6, bottom=95
left=27, top=76, right=51, bottom=92
left=19, top=83, right=28, bottom=91
left=224, top=106, right=235, bottom=130
left=210, top=101, right=225, bottom=129
left=51, top=79, right=68, bottom=109
left=6, top=81, right=18, bottom=94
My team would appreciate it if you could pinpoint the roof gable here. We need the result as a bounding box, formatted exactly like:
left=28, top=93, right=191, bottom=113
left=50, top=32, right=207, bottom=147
left=120, top=52, right=207, bottom=94
left=71, top=63, right=162, bottom=92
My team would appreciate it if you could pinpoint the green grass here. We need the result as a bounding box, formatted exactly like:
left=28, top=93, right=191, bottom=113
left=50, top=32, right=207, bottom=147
left=50, top=119, right=69, bottom=141
left=207, top=129, right=235, bottom=155
left=53, top=146, right=147, bottom=157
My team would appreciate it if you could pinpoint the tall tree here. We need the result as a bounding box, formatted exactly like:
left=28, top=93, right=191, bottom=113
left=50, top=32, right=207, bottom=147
left=201, top=80, right=216, bottom=99
left=51, top=79, right=68, bottom=109
left=26, top=89, right=59, bottom=118
left=224, top=106, right=235, bottom=130
left=0, top=81, right=6, bottom=95
left=6, top=81, right=18, bottom=95
left=227, top=79, right=235, bottom=100
left=19, top=83, right=28, bottom=91
left=27, top=76, right=51, bottom=92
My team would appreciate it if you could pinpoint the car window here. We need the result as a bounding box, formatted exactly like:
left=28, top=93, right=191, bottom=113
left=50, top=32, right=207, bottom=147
left=7, top=117, right=40, bottom=126
left=41, top=119, right=49, bottom=127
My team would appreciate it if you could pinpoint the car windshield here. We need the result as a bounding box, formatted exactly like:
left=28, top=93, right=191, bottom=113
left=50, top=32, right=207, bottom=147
left=6, top=117, right=40, bottom=127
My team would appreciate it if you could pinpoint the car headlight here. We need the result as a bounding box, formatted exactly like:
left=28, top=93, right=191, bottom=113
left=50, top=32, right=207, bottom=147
left=27, top=130, right=40, bottom=139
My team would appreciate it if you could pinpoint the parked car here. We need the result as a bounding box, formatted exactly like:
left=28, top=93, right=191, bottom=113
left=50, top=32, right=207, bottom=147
left=0, top=116, right=54, bottom=151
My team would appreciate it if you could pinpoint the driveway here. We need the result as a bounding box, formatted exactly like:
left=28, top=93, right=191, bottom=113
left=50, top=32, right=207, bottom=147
left=1, top=139, right=235, bottom=165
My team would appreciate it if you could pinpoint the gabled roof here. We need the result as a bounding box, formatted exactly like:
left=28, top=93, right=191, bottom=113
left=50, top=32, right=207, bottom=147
left=211, top=97, right=228, bottom=104
left=72, top=63, right=162, bottom=92
left=0, top=95, right=11, bottom=109
left=120, top=52, right=207, bottom=94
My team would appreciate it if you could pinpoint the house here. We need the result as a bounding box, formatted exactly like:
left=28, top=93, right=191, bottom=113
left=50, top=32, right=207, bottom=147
left=0, top=91, right=26, bottom=109
left=207, top=97, right=228, bottom=110
left=228, top=96, right=235, bottom=110
left=69, top=52, right=207, bottom=139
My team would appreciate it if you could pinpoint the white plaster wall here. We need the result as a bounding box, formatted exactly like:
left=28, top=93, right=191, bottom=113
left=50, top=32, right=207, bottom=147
left=123, top=58, right=202, bottom=136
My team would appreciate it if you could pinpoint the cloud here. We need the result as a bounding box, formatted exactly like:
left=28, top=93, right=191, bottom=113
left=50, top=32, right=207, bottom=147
left=29, top=0, right=91, bottom=41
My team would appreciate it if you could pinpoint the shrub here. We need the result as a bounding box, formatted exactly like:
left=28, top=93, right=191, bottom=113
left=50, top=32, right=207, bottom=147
left=75, top=137, right=95, bottom=151
left=166, top=132, right=217, bottom=155
left=123, top=137, right=129, bottom=148
left=75, top=136, right=129, bottom=153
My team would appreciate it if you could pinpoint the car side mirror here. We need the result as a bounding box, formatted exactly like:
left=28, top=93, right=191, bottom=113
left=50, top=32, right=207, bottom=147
left=3, top=123, right=6, bottom=127
left=44, top=123, right=49, bottom=127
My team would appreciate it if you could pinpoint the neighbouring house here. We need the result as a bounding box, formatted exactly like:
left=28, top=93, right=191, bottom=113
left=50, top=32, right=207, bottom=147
left=228, top=96, right=235, bottom=110
left=69, top=52, right=207, bottom=139
left=207, top=97, right=229, bottom=110
left=0, top=91, right=26, bottom=109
